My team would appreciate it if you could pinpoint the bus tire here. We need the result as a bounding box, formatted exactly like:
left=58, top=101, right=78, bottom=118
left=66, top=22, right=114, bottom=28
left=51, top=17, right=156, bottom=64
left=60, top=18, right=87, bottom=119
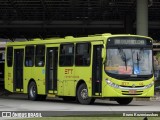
left=115, top=97, right=133, bottom=105
left=28, top=81, right=38, bottom=101
left=77, top=83, right=93, bottom=105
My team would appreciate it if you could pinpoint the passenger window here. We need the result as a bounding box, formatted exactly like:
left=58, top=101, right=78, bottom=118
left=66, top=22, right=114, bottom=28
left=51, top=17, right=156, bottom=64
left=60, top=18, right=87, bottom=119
left=0, top=52, right=5, bottom=61
left=25, top=46, right=34, bottom=67
left=7, top=47, right=13, bottom=67
left=35, top=45, right=45, bottom=67
left=75, top=43, right=91, bottom=66
left=59, top=44, right=74, bottom=66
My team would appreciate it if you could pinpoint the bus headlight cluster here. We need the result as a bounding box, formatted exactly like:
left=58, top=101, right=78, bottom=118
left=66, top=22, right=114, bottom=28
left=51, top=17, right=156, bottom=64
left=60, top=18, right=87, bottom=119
left=106, top=79, right=119, bottom=88
left=144, top=82, right=154, bottom=89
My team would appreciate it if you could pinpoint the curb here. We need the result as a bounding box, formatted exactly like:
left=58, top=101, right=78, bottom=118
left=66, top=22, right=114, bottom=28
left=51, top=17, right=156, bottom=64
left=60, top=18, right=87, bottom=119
left=150, top=96, right=160, bottom=101
left=134, top=96, right=160, bottom=101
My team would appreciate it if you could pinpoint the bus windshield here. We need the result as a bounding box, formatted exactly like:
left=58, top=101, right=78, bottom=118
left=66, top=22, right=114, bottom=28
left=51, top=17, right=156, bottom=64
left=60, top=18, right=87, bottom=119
left=105, top=48, right=152, bottom=76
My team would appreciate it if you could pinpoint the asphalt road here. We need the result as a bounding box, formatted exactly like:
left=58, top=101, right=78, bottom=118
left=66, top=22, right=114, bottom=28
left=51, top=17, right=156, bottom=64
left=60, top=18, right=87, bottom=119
left=0, top=92, right=160, bottom=120
left=0, top=94, right=160, bottom=112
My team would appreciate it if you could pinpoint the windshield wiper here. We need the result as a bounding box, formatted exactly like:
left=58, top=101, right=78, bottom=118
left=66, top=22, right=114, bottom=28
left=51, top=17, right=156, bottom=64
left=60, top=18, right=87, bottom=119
left=124, top=53, right=127, bottom=70
left=119, top=48, right=127, bottom=70
left=137, top=52, right=140, bottom=71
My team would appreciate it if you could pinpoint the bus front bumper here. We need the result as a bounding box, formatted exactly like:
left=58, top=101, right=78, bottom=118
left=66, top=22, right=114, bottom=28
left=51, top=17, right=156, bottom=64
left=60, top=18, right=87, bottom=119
left=102, top=81, right=154, bottom=97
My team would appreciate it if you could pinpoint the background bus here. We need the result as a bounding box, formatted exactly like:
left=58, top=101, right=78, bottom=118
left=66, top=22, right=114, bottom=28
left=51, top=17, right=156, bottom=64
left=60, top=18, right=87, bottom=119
left=0, top=42, right=5, bottom=86
left=5, top=33, right=154, bottom=105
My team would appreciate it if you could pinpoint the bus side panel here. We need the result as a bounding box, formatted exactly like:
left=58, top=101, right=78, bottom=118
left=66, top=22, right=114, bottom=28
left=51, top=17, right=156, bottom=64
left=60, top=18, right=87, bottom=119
left=23, top=67, right=33, bottom=93
left=57, top=79, right=64, bottom=96
left=33, top=67, right=46, bottom=94
left=58, top=67, right=75, bottom=96
left=5, top=67, right=13, bottom=92
left=74, top=67, right=92, bottom=96
left=74, top=41, right=103, bottom=97
left=5, top=47, right=13, bottom=92
left=63, top=80, right=75, bottom=96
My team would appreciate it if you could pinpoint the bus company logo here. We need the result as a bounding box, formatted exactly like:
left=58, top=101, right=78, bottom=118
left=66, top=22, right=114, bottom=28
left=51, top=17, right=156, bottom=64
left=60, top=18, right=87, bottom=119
left=121, top=82, right=129, bottom=86
left=65, top=69, right=73, bottom=74
left=2, top=112, right=11, bottom=117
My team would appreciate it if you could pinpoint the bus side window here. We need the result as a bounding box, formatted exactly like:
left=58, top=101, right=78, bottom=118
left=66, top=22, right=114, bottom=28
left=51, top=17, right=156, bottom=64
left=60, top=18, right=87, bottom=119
left=59, top=44, right=74, bottom=66
left=35, top=45, right=45, bottom=67
left=7, top=47, right=13, bottom=67
left=25, top=46, right=34, bottom=67
left=75, top=43, right=91, bottom=66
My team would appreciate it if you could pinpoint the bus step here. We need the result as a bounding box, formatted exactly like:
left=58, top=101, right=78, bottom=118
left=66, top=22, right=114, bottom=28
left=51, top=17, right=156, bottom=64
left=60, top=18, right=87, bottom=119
left=16, top=88, right=23, bottom=92
left=93, top=93, right=102, bottom=96
left=48, top=90, right=57, bottom=94
left=47, top=94, right=56, bottom=98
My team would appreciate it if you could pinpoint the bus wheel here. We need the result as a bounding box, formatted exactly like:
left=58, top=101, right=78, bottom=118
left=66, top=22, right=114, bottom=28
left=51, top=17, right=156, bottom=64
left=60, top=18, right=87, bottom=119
left=28, top=81, right=38, bottom=101
left=115, top=97, right=133, bottom=105
left=77, top=83, right=94, bottom=105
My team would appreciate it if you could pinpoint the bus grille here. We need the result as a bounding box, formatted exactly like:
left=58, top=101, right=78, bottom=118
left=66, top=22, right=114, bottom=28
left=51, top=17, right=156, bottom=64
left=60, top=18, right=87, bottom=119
left=120, top=85, right=144, bottom=88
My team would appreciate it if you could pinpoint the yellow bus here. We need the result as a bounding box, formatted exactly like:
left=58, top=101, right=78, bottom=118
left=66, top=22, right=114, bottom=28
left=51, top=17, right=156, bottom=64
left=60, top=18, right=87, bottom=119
left=5, top=33, right=154, bottom=105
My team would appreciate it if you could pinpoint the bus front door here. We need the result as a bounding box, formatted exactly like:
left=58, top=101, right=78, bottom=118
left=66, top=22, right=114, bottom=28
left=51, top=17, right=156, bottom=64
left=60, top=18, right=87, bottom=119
left=92, top=45, right=102, bottom=96
left=46, top=47, right=58, bottom=93
left=14, top=49, right=24, bottom=92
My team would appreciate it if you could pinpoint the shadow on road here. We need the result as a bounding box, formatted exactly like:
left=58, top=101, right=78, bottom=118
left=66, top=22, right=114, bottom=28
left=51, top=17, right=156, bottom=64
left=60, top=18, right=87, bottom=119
left=0, top=92, right=147, bottom=107
left=0, top=84, right=150, bottom=107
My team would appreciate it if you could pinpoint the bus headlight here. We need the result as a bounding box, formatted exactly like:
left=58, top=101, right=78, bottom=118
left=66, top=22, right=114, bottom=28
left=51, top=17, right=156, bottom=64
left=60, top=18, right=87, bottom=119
left=144, top=82, right=154, bottom=89
left=106, top=79, right=119, bottom=88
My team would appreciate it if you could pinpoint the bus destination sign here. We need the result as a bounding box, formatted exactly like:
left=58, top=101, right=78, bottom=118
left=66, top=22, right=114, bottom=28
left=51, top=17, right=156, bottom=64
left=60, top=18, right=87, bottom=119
left=114, top=39, right=145, bottom=45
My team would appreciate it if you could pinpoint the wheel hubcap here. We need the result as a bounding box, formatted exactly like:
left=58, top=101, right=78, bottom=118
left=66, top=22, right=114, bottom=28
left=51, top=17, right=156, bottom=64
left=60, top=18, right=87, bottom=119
left=81, top=88, right=88, bottom=100
left=30, top=85, right=36, bottom=97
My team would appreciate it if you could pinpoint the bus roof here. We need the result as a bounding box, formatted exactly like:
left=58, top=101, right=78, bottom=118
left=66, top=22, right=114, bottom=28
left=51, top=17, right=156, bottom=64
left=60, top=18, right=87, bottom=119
left=6, top=33, right=153, bottom=46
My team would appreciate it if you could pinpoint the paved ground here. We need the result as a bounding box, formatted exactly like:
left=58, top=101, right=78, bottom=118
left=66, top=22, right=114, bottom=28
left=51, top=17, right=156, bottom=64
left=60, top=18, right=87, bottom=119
left=0, top=94, right=160, bottom=112
left=1, top=83, right=160, bottom=118
left=0, top=94, right=160, bottom=119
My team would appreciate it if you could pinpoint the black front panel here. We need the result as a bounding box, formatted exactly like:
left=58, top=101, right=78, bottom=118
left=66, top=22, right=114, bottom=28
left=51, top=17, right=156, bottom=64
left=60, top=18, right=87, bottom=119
left=92, top=45, right=102, bottom=96
left=46, top=47, right=58, bottom=92
left=14, top=49, right=24, bottom=91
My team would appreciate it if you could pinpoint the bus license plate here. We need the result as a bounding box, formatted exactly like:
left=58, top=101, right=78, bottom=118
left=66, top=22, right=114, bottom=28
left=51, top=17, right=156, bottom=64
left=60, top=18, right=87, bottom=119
left=129, top=90, right=136, bottom=94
